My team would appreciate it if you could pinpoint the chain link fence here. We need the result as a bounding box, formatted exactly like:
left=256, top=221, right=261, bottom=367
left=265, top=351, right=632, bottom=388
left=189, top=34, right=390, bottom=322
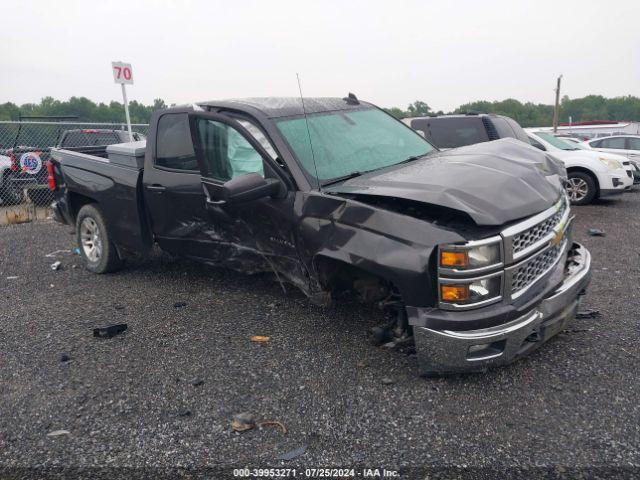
left=0, top=120, right=149, bottom=223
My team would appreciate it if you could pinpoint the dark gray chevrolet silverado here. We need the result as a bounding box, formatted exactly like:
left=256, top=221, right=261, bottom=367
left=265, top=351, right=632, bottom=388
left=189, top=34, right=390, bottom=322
left=49, top=96, right=591, bottom=375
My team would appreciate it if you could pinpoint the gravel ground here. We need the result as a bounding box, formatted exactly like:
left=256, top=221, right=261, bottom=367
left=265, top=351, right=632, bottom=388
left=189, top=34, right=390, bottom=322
left=1, top=191, right=639, bottom=479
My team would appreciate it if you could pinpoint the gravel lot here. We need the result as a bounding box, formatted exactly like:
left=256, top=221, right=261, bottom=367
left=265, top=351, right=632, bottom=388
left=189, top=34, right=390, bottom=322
left=1, top=191, right=639, bottom=478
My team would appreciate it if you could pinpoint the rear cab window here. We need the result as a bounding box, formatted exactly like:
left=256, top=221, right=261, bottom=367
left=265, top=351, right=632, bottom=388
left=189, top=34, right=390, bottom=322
left=155, top=114, right=199, bottom=171
left=412, top=117, right=489, bottom=148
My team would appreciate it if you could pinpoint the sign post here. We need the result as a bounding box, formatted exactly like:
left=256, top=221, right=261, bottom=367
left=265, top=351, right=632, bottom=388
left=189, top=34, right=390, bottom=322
left=111, top=61, right=134, bottom=141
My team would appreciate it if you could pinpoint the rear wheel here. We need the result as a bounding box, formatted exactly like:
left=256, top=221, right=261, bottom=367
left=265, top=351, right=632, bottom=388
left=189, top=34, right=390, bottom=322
left=566, top=172, right=596, bottom=205
left=76, top=204, right=122, bottom=273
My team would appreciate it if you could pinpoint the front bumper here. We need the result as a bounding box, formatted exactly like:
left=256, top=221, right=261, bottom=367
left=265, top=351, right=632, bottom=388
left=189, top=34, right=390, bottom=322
left=411, top=242, right=591, bottom=375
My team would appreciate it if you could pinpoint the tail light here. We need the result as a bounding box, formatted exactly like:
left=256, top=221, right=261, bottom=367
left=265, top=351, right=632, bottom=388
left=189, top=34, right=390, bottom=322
left=9, top=153, right=18, bottom=171
left=46, top=161, right=56, bottom=190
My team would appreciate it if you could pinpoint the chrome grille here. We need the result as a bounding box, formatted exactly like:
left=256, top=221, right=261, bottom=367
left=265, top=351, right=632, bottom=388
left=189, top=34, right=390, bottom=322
left=511, top=241, right=565, bottom=295
left=512, top=197, right=567, bottom=255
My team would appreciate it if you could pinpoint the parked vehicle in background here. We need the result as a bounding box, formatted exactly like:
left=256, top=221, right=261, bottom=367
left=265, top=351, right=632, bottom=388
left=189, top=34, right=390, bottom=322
left=49, top=96, right=591, bottom=376
left=582, top=135, right=640, bottom=160
left=526, top=130, right=631, bottom=205
left=403, top=113, right=530, bottom=149
left=0, top=129, right=143, bottom=206
left=551, top=121, right=640, bottom=139
left=582, top=135, right=640, bottom=184
left=58, top=129, right=144, bottom=150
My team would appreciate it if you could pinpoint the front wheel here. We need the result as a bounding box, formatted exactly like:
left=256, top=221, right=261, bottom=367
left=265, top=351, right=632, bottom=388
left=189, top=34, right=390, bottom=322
left=76, top=204, right=122, bottom=273
left=566, top=172, right=596, bottom=205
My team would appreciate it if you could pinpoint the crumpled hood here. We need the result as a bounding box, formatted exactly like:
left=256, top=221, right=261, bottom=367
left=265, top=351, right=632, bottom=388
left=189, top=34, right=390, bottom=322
left=326, top=138, right=566, bottom=226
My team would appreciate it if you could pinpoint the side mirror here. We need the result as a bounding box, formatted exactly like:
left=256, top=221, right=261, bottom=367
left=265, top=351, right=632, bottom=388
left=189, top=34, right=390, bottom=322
left=532, top=143, right=546, bottom=151
left=222, top=173, right=283, bottom=204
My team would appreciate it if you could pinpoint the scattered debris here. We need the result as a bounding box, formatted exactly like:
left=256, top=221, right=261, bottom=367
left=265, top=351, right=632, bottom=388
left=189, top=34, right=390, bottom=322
left=93, top=323, right=128, bottom=338
left=190, top=378, right=204, bottom=387
left=173, top=301, right=187, bottom=309
left=382, top=341, right=397, bottom=349
left=45, top=249, right=71, bottom=258
left=178, top=409, right=192, bottom=417
left=60, top=354, right=71, bottom=362
left=258, top=420, right=287, bottom=434
left=576, top=309, right=601, bottom=319
left=231, top=412, right=256, bottom=432
left=47, top=430, right=70, bottom=437
left=50, top=261, right=62, bottom=271
left=73, top=247, right=81, bottom=255
left=381, top=377, right=395, bottom=385
left=114, top=305, right=125, bottom=311
left=6, top=276, right=18, bottom=280
left=621, top=347, right=639, bottom=359
left=278, top=444, right=308, bottom=461
left=587, top=228, right=606, bottom=237
left=250, top=335, right=270, bottom=343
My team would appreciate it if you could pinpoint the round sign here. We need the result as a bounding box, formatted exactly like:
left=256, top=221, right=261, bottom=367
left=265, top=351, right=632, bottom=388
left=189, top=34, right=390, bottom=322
left=19, top=152, right=42, bottom=175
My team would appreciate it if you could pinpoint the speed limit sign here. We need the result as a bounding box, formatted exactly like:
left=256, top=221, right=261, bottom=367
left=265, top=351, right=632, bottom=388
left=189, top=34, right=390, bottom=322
left=111, top=61, right=133, bottom=85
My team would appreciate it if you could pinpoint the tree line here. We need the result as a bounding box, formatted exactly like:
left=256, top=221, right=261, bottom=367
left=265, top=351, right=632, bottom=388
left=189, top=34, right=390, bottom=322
left=1, top=95, right=639, bottom=127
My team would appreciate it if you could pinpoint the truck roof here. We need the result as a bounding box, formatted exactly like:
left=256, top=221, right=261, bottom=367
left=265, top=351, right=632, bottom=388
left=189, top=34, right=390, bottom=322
left=197, top=97, right=370, bottom=119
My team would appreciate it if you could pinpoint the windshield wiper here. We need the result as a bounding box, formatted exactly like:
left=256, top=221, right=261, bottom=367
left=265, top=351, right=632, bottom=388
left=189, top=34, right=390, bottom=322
left=321, top=170, right=369, bottom=187
left=396, top=152, right=432, bottom=165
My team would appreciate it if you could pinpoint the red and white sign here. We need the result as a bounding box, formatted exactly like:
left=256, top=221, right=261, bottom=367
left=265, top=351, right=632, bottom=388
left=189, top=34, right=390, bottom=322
left=111, top=61, right=134, bottom=85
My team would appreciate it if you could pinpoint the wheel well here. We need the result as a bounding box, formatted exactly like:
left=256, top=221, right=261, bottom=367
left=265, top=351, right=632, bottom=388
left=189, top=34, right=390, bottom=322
left=313, top=255, right=398, bottom=304
left=566, top=167, right=599, bottom=196
left=68, top=192, right=98, bottom=221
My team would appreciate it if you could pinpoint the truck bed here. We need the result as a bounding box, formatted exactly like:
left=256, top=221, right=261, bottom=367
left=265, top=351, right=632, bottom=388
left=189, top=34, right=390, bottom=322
left=50, top=147, right=151, bottom=254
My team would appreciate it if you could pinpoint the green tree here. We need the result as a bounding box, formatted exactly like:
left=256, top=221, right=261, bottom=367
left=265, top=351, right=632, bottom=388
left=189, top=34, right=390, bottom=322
left=406, top=100, right=431, bottom=117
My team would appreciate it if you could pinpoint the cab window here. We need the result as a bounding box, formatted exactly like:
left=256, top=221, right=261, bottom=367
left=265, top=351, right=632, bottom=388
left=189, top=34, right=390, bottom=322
left=193, top=119, right=265, bottom=182
left=156, top=114, right=199, bottom=171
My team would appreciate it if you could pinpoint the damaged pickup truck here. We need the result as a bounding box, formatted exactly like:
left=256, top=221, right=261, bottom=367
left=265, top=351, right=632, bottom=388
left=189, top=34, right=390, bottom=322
left=49, top=96, right=591, bottom=375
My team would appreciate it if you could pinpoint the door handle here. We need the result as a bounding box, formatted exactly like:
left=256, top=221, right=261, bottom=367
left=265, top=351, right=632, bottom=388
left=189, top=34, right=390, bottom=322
left=147, top=184, right=166, bottom=193
left=206, top=197, right=227, bottom=206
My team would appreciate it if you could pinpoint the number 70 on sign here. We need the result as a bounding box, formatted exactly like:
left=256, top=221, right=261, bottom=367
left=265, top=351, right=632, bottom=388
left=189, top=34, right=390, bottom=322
left=111, top=61, right=133, bottom=85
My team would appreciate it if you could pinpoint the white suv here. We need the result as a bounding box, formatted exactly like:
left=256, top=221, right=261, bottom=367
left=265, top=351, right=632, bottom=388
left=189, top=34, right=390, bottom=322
left=526, top=130, right=632, bottom=205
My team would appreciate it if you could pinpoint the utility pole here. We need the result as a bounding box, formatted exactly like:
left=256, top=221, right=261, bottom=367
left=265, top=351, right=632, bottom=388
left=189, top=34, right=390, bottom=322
left=552, top=74, right=563, bottom=133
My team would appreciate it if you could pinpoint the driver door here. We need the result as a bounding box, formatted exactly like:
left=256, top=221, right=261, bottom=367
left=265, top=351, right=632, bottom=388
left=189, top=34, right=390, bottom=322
left=187, top=112, right=302, bottom=277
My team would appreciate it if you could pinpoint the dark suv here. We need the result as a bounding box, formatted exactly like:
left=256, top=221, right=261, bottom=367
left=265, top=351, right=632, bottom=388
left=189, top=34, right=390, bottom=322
left=404, top=113, right=531, bottom=149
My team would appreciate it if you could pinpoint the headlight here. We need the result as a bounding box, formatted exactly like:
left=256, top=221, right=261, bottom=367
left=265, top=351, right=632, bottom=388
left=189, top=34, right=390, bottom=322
left=439, top=237, right=502, bottom=273
left=438, top=237, right=503, bottom=310
left=599, top=157, right=623, bottom=170
left=439, top=273, right=503, bottom=308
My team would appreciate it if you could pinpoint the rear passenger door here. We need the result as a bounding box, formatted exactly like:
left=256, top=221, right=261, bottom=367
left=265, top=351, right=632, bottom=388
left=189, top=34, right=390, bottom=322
left=143, top=109, right=216, bottom=259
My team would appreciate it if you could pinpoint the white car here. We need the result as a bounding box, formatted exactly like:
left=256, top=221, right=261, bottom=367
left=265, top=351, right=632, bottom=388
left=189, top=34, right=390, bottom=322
left=581, top=135, right=640, bottom=184
left=526, top=130, right=632, bottom=205
left=582, top=135, right=640, bottom=160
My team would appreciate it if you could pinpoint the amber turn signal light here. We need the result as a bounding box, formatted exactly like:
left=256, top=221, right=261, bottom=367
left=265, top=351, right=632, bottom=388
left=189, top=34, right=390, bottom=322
left=440, top=250, right=468, bottom=268
left=441, top=284, right=470, bottom=302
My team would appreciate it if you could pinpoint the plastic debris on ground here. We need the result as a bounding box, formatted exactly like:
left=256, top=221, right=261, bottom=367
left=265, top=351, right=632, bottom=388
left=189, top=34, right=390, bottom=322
left=381, top=377, right=395, bottom=385
left=173, top=301, right=187, bottom=309
left=45, top=249, right=71, bottom=258
left=258, top=420, right=287, bottom=434
left=278, top=444, right=308, bottom=461
left=60, top=354, right=71, bottom=362
left=6, top=276, right=18, bottom=280
left=250, top=335, right=270, bottom=343
left=50, top=261, right=62, bottom=271
left=93, top=323, right=128, bottom=338
left=588, top=228, right=606, bottom=237
left=47, top=430, right=70, bottom=437
left=576, top=309, right=601, bottom=319
left=231, top=412, right=256, bottom=432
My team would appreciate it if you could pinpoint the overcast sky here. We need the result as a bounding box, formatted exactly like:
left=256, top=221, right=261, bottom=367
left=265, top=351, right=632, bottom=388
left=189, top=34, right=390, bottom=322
left=3, top=0, right=639, bottom=112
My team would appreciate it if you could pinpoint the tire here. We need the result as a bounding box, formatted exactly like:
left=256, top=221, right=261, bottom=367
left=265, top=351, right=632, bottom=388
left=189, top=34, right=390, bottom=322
left=76, top=204, right=122, bottom=273
left=566, top=171, right=596, bottom=205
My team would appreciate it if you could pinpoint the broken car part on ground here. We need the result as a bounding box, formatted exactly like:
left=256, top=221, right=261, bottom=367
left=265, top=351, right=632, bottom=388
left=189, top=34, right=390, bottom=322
left=48, top=95, right=591, bottom=375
